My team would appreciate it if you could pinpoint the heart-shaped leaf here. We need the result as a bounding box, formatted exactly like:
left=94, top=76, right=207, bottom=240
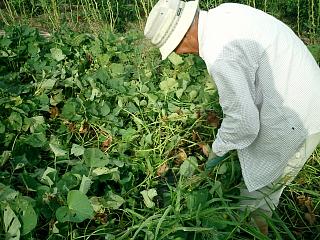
left=56, top=190, right=94, bottom=223
left=83, top=148, right=109, bottom=167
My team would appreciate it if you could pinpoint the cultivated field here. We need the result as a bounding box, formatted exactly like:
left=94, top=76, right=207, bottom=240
left=0, top=1, right=319, bottom=239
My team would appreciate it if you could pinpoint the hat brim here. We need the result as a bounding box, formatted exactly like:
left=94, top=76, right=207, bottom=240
left=159, top=0, right=199, bottom=60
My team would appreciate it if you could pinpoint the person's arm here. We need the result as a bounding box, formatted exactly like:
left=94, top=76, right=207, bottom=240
left=209, top=59, right=260, bottom=156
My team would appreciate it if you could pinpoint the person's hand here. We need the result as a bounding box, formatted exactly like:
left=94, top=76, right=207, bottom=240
left=205, top=151, right=228, bottom=171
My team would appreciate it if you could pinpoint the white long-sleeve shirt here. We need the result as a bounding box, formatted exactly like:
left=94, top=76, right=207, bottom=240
left=198, top=3, right=320, bottom=192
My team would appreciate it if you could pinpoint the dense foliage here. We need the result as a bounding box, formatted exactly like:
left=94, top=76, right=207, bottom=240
left=0, top=25, right=241, bottom=239
left=0, top=1, right=320, bottom=239
left=1, top=23, right=320, bottom=240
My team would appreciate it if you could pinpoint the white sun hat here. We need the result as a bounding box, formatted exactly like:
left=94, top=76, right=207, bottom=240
left=144, top=0, right=199, bottom=60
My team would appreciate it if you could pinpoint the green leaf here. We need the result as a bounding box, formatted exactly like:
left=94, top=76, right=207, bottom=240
left=0, top=151, right=11, bottom=167
left=71, top=144, right=84, bottom=157
left=71, top=33, right=89, bottom=47
left=102, top=192, right=125, bottom=209
left=8, top=112, right=22, bottom=131
left=79, top=175, right=92, bottom=195
left=1, top=38, right=12, bottom=47
left=92, top=167, right=118, bottom=177
left=141, top=84, right=150, bottom=93
left=20, top=202, right=37, bottom=235
left=104, top=192, right=125, bottom=210
left=28, top=42, right=40, bottom=55
left=97, top=54, right=110, bottom=66
left=177, top=72, right=190, bottom=81
left=83, top=148, right=109, bottom=167
left=21, top=173, right=40, bottom=191
left=30, top=116, right=45, bottom=133
left=127, top=102, right=139, bottom=113
left=189, top=90, right=198, bottom=100
left=119, top=128, right=137, bottom=143
left=51, top=48, right=66, bottom=61
left=56, top=173, right=80, bottom=192
left=61, top=99, right=82, bottom=121
left=176, top=88, right=184, bottom=99
left=217, top=162, right=228, bottom=175
left=186, top=190, right=208, bottom=212
left=140, top=189, right=157, bottom=208
left=89, top=88, right=100, bottom=101
left=168, top=52, right=184, bottom=66
left=210, top=181, right=222, bottom=196
left=99, top=102, right=111, bottom=116
left=308, top=44, right=320, bottom=63
left=49, top=143, right=68, bottom=157
left=179, top=156, right=198, bottom=177
left=50, top=90, right=64, bottom=106
left=159, top=78, right=178, bottom=93
left=22, top=117, right=32, bottom=132
left=90, top=39, right=102, bottom=57
left=0, top=183, right=18, bottom=201
left=4, top=205, right=21, bottom=240
left=0, top=121, right=5, bottom=133
left=40, top=167, right=57, bottom=187
left=90, top=197, right=104, bottom=213
left=26, top=132, right=47, bottom=148
left=110, top=63, right=124, bottom=75
left=36, top=93, right=50, bottom=111
left=55, top=206, right=71, bottom=223
left=56, top=190, right=94, bottom=223
left=105, top=234, right=116, bottom=240
left=147, top=94, right=158, bottom=105
left=36, top=78, right=57, bottom=94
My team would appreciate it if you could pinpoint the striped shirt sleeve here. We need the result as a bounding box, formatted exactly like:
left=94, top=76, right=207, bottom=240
left=210, top=59, right=260, bottom=156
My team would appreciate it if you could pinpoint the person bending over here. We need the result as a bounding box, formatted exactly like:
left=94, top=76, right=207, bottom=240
left=144, top=0, right=320, bottom=235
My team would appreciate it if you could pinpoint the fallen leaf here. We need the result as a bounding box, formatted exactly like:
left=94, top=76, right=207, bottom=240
left=297, top=195, right=313, bottom=212
left=101, top=136, right=112, bottom=151
left=86, top=53, right=93, bottom=64
left=185, top=175, right=203, bottom=189
left=304, top=212, right=316, bottom=225
left=295, top=177, right=306, bottom=185
left=207, top=111, right=221, bottom=128
left=95, top=213, right=108, bottom=224
left=192, top=130, right=199, bottom=142
left=67, top=122, right=76, bottom=132
left=198, top=143, right=210, bottom=157
left=196, top=111, right=201, bottom=119
left=157, top=163, right=169, bottom=176
left=292, top=230, right=302, bottom=237
left=176, top=148, right=187, bottom=165
left=175, top=109, right=183, bottom=115
left=304, top=197, right=313, bottom=213
left=50, top=106, right=59, bottom=118
left=297, top=195, right=316, bottom=225
left=93, top=212, right=108, bottom=224
left=79, top=122, right=89, bottom=134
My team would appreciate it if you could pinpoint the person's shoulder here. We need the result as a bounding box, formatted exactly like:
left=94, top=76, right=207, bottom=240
left=211, top=3, right=253, bottom=11
left=208, top=3, right=266, bottom=17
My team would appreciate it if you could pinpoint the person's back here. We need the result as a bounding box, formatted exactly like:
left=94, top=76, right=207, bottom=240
left=199, top=3, right=320, bottom=191
left=201, top=3, right=320, bottom=106
left=144, top=0, right=320, bottom=235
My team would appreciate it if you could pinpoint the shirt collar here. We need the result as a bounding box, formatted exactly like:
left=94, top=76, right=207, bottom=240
left=198, top=10, right=208, bottom=59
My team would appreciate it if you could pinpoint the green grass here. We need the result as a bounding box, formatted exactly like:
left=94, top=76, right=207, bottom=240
left=0, top=0, right=319, bottom=40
